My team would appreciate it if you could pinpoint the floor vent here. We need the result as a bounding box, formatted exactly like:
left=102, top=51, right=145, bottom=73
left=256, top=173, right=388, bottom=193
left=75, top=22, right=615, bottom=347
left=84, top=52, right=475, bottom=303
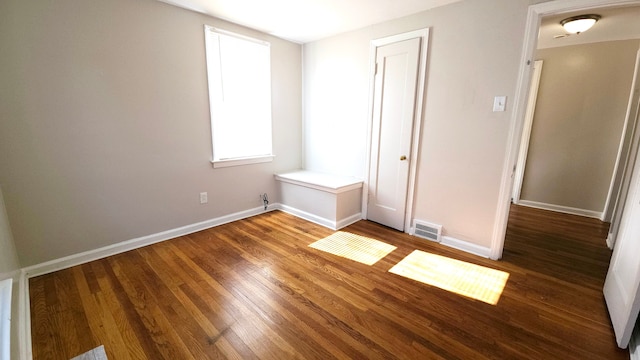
left=413, top=220, right=442, bottom=243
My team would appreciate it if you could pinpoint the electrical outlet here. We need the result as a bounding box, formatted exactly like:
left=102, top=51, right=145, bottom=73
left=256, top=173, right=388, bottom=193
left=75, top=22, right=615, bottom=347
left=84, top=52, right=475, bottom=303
left=200, top=192, right=208, bottom=204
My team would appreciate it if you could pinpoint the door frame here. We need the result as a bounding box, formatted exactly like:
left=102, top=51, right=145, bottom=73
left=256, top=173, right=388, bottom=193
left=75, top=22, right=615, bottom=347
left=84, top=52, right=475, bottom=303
left=512, top=60, right=544, bottom=204
left=604, top=49, right=640, bottom=249
left=492, top=0, right=640, bottom=260
left=363, top=28, right=430, bottom=232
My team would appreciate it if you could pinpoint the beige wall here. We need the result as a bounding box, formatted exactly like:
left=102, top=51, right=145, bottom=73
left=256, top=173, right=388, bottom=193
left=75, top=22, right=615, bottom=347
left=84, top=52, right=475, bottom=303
left=0, top=0, right=302, bottom=266
left=521, top=40, right=640, bottom=212
left=303, top=0, right=547, bottom=248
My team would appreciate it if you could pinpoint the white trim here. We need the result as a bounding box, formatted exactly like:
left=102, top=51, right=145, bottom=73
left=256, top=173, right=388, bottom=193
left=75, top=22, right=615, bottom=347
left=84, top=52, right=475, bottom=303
left=275, top=178, right=362, bottom=194
left=0, top=271, right=21, bottom=360
left=490, top=4, right=539, bottom=260
left=605, top=49, right=640, bottom=249
left=22, top=205, right=276, bottom=279
left=277, top=204, right=361, bottom=230
left=0, top=271, right=19, bottom=284
left=528, top=0, right=640, bottom=13
left=441, top=236, right=491, bottom=259
left=492, top=0, right=640, bottom=261
left=0, top=279, right=11, bottom=360
left=19, top=202, right=364, bottom=280
left=204, top=25, right=270, bottom=47
left=518, top=200, right=603, bottom=219
left=204, top=24, right=273, bottom=166
left=604, top=49, right=640, bottom=223
left=512, top=60, right=543, bottom=204
left=278, top=204, right=334, bottom=229
left=365, top=28, right=430, bottom=233
left=274, top=171, right=363, bottom=194
left=211, top=155, right=275, bottom=168
left=336, top=213, right=364, bottom=230
left=17, top=271, right=29, bottom=360
left=631, top=323, right=640, bottom=360
left=361, top=29, right=377, bottom=221
left=606, top=232, right=616, bottom=250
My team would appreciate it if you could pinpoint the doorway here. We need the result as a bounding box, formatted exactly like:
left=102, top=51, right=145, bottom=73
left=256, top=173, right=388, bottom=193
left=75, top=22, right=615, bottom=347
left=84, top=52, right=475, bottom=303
left=496, top=0, right=640, bottom=350
left=493, top=0, right=640, bottom=258
left=512, top=37, right=639, bottom=221
left=364, top=29, right=430, bottom=232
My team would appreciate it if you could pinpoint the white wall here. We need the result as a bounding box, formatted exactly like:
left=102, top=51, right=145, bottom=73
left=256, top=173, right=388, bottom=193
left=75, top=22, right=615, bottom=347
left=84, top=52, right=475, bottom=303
left=0, top=0, right=302, bottom=266
left=303, top=31, right=371, bottom=178
left=303, top=0, right=544, bottom=248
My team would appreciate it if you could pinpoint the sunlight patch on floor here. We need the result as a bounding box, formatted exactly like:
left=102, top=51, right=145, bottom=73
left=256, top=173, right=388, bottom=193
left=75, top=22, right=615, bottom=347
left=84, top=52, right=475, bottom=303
left=389, top=250, right=509, bottom=305
left=309, top=231, right=397, bottom=265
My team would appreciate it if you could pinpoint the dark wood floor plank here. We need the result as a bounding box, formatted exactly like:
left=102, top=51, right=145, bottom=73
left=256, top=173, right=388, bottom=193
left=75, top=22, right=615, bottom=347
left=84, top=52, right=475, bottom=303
left=88, top=261, right=159, bottom=359
left=97, top=258, right=168, bottom=360
left=51, top=269, right=95, bottom=357
left=162, top=238, right=304, bottom=359
left=109, top=254, right=195, bottom=359
left=70, top=266, right=133, bottom=360
left=29, top=277, right=65, bottom=360
left=30, top=206, right=629, bottom=359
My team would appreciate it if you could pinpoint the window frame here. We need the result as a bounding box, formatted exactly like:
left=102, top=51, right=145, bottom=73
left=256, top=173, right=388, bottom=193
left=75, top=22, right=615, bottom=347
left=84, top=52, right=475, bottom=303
left=203, top=25, right=275, bottom=168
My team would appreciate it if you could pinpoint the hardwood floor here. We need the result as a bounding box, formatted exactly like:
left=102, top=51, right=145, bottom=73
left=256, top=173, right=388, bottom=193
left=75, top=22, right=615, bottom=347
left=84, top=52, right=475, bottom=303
left=30, top=206, right=629, bottom=359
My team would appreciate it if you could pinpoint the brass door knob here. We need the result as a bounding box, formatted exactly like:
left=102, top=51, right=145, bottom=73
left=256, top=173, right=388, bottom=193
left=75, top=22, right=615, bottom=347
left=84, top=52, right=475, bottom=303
left=400, top=155, right=407, bottom=161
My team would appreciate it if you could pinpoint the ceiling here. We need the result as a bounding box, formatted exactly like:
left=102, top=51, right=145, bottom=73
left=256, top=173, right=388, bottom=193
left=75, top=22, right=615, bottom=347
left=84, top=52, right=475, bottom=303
left=159, top=0, right=462, bottom=43
left=538, top=5, right=640, bottom=49
left=159, top=0, right=640, bottom=47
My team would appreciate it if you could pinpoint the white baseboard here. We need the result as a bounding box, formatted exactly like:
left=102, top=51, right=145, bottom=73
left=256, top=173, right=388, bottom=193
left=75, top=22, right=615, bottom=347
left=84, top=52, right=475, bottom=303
left=278, top=204, right=335, bottom=229
left=518, top=200, right=603, bottom=220
left=606, top=232, right=615, bottom=250
left=22, top=205, right=277, bottom=279
left=22, top=203, right=363, bottom=280
left=336, top=213, right=364, bottom=229
left=441, top=236, right=491, bottom=258
left=16, top=205, right=285, bottom=360
left=277, top=204, right=361, bottom=231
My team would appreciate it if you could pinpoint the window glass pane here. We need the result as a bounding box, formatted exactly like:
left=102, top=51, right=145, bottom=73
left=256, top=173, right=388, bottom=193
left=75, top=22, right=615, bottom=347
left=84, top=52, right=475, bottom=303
left=205, top=27, right=272, bottom=162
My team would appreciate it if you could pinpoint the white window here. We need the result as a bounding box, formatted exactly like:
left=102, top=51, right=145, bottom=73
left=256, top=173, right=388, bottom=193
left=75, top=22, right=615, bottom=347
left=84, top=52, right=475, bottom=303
left=204, top=26, right=274, bottom=168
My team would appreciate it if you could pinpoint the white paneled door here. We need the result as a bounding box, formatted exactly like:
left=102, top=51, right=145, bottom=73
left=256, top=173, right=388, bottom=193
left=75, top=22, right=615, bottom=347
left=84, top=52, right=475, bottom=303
left=367, top=37, right=421, bottom=231
left=604, top=132, right=640, bottom=348
left=603, top=48, right=640, bottom=348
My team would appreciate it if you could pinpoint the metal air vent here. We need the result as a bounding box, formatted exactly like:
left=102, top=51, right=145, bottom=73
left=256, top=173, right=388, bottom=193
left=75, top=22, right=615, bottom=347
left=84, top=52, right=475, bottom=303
left=413, top=220, right=442, bottom=243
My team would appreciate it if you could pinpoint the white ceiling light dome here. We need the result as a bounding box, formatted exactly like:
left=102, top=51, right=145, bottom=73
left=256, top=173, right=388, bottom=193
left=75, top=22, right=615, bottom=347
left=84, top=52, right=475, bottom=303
left=560, top=14, right=601, bottom=34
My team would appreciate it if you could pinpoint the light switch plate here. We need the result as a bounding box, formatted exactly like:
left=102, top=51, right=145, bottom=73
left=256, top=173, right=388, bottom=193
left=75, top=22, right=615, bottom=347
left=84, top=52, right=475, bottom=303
left=493, top=96, right=507, bottom=112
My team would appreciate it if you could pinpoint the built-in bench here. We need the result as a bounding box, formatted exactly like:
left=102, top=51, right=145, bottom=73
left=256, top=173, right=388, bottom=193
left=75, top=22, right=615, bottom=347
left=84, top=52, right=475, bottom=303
left=275, top=170, right=363, bottom=230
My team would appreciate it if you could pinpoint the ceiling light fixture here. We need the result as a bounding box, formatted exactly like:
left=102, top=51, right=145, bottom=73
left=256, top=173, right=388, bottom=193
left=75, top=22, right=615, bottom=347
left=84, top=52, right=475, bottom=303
left=560, top=14, right=601, bottom=34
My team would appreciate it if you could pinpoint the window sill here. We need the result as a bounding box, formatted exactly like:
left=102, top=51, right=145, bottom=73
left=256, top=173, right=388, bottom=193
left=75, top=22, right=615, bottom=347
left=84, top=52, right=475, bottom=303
left=211, top=155, right=275, bottom=168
